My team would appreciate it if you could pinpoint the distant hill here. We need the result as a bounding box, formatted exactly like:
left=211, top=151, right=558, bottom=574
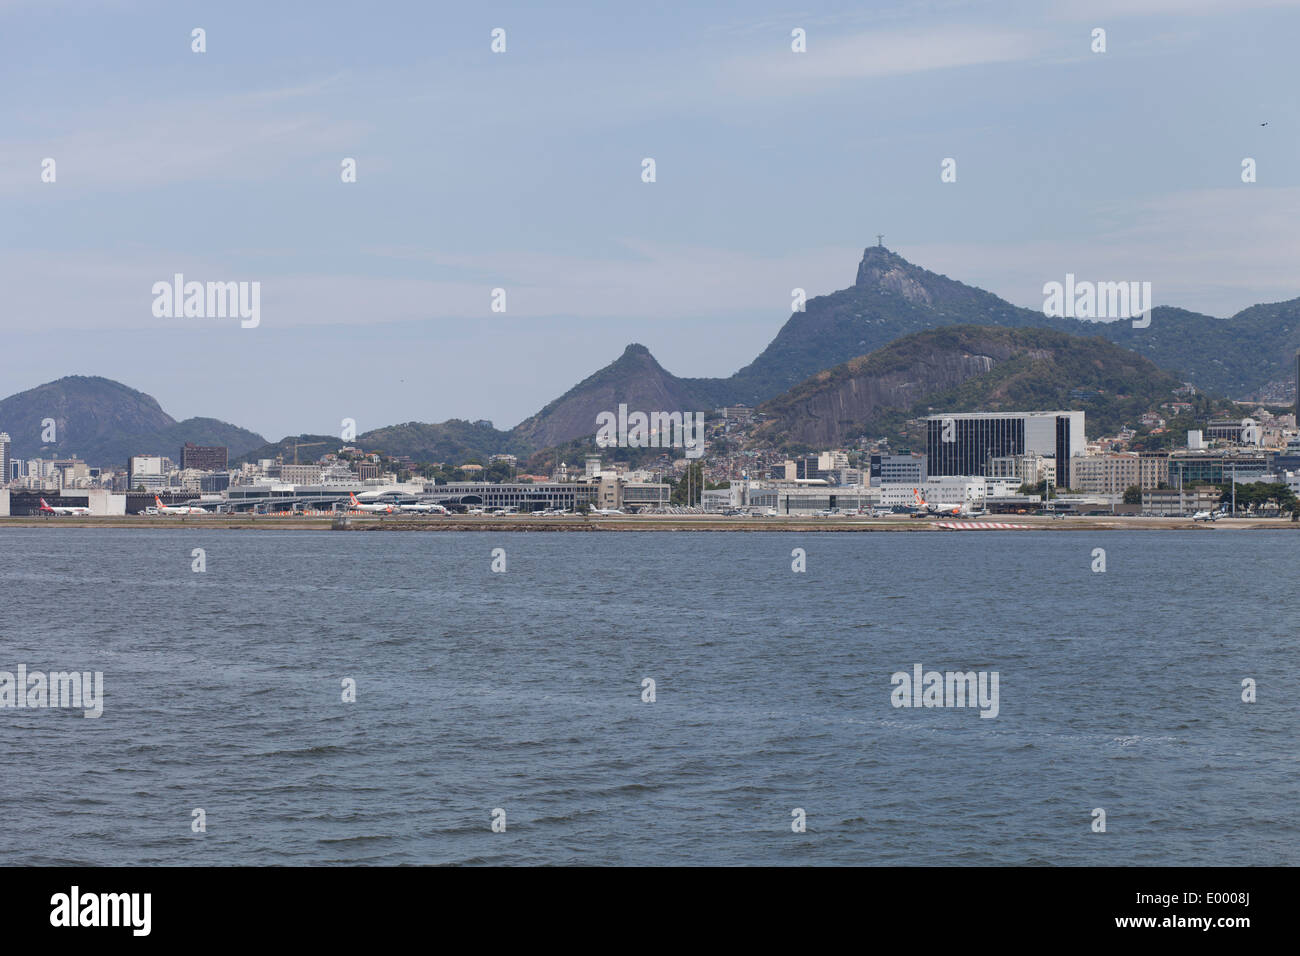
left=754, top=325, right=1188, bottom=449
left=356, top=420, right=523, bottom=464
left=231, top=434, right=342, bottom=467
left=511, top=344, right=713, bottom=450
left=0, top=376, right=266, bottom=467
left=233, top=421, right=527, bottom=467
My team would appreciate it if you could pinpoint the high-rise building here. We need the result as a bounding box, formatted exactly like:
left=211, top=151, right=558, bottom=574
left=180, top=443, right=228, bottom=471
left=0, top=432, right=10, bottom=487
left=925, top=411, right=1086, bottom=488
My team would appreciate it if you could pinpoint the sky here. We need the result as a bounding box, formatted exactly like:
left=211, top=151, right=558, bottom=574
left=3, top=0, right=1299, bottom=441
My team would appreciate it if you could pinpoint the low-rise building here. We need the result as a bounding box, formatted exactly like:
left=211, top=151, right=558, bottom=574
left=987, top=453, right=1055, bottom=485
left=2, top=489, right=128, bottom=516
left=1071, top=452, right=1167, bottom=496
left=876, top=476, right=1019, bottom=509
left=1141, top=486, right=1221, bottom=516
left=280, top=464, right=323, bottom=485
left=870, top=453, right=926, bottom=486
left=1167, top=452, right=1269, bottom=486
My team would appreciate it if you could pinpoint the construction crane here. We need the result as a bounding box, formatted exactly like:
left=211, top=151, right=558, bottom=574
left=289, top=440, right=327, bottom=465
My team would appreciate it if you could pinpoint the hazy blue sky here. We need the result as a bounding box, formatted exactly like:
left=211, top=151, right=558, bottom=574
left=3, top=0, right=1298, bottom=441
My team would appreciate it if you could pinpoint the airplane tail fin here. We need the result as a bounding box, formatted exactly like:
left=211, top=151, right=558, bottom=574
left=39, top=497, right=50, bottom=509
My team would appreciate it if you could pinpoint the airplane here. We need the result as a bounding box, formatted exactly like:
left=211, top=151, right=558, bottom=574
left=39, top=497, right=91, bottom=516
left=1192, top=510, right=1221, bottom=522
left=349, top=492, right=395, bottom=514
left=912, top=489, right=968, bottom=517
left=592, top=508, right=624, bottom=515
left=399, top=501, right=449, bottom=514
left=154, top=495, right=209, bottom=515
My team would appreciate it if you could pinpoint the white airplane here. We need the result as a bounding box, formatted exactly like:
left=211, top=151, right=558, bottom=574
left=349, top=492, right=395, bottom=514
left=1192, top=510, right=1221, bottom=522
left=592, top=508, right=624, bottom=515
left=913, top=489, right=968, bottom=517
left=39, top=497, right=91, bottom=516
left=155, top=495, right=209, bottom=515
left=399, top=501, right=449, bottom=514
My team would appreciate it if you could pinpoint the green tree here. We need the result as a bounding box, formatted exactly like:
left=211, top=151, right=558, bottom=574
left=1122, top=485, right=1142, bottom=505
left=671, top=461, right=705, bottom=506
left=1016, top=479, right=1055, bottom=499
left=1224, top=481, right=1297, bottom=515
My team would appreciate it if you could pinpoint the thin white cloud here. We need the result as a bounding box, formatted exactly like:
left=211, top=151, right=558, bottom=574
left=720, top=25, right=1043, bottom=95
left=0, top=82, right=363, bottom=194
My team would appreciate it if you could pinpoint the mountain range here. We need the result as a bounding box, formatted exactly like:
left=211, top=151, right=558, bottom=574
left=3, top=246, right=1295, bottom=468
left=681, top=246, right=1300, bottom=404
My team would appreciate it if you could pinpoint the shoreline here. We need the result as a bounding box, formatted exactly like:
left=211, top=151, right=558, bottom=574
left=2, top=514, right=1295, bottom=532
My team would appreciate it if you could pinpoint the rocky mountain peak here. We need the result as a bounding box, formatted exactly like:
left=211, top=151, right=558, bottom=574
left=855, top=246, right=934, bottom=306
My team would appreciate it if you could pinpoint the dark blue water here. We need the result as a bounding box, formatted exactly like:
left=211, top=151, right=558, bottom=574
left=1, top=528, right=1295, bottom=865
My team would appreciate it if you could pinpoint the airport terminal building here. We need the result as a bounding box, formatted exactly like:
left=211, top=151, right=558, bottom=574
left=220, top=479, right=671, bottom=513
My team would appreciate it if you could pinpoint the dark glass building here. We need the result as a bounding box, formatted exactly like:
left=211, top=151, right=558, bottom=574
left=180, top=443, right=228, bottom=471
left=925, top=412, right=1085, bottom=488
